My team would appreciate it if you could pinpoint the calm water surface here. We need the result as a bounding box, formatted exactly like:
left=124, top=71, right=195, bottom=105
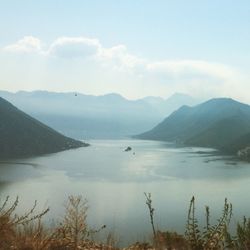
left=0, top=139, right=250, bottom=245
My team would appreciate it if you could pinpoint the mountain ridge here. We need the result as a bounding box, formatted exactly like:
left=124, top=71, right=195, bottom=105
left=0, top=90, right=200, bottom=139
left=135, top=98, right=250, bottom=156
left=0, top=97, right=88, bottom=159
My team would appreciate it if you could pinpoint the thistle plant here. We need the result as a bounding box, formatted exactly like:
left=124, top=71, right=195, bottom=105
left=144, top=192, right=156, bottom=239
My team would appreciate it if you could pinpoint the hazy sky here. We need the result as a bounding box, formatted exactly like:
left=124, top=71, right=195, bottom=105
left=0, top=0, right=250, bottom=100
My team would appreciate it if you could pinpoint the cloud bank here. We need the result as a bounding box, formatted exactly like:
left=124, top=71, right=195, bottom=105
left=48, top=37, right=101, bottom=58
left=3, top=36, right=233, bottom=80
left=3, top=36, right=43, bottom=54
left=1, top=36, right=248, bottom=101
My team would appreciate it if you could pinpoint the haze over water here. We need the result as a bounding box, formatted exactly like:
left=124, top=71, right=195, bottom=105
left=0, top=139, right=249, bottom=245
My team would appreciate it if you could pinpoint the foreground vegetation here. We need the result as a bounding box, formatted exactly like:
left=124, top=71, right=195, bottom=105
left=1, top=195, right=250, bottom=250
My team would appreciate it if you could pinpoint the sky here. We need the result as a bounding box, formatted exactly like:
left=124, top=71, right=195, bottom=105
left=0, top=0, right=250, bottom=101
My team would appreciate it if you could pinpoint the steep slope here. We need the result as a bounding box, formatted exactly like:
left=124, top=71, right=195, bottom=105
left=0, top=97, right=87, bottom=159
left=226, top=132, right=250, bottom=154
left=136, top=98, right=250, bottom=154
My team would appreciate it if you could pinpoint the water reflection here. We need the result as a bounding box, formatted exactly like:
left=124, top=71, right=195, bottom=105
left=0, top=181, right=12, bottom=191
left=0, top=161, right=44, bottom=182
left=0, top=139, right=250, bottom=245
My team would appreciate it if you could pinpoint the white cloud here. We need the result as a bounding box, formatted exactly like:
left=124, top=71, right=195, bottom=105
left=1, top=35, right=247, bottom=101
left=98, top=45, right=145, bottom=71
left=2, top=36, right=236, bottom=83
left=47, top=37, right=101, bottom=58
left=3, top=36, right=42, bottom=53
left=146, top=60, right=236, bottom=81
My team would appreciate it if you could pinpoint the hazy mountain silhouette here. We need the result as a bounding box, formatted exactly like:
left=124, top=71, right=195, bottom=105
left=136, top=98, right=250, bottom=155
left=0, top=91, right=199, bottom=139
left=0, top=97, right=87, bottom=159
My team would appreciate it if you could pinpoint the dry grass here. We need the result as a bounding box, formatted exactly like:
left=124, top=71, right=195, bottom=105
left=0, top=195, right=109, bottom=250
left=1, top=195, right=250, bottom=250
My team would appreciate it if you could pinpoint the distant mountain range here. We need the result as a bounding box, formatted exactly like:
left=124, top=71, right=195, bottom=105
left=2, top=90, right=250, bottom=159
left=0, top=91, right=200, bottom=139
left=0, top=97, right=87, bottom=159
left=136, top=98, right=250, bottom=157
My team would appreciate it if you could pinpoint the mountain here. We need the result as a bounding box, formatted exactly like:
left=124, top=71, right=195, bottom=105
left=0, top=97, right=87, bottom=159
left=0, top=91, right=200, bottom=139
left=141, top=93, right=198, bottom=116
left=135, top=98, right=250, bottom=156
